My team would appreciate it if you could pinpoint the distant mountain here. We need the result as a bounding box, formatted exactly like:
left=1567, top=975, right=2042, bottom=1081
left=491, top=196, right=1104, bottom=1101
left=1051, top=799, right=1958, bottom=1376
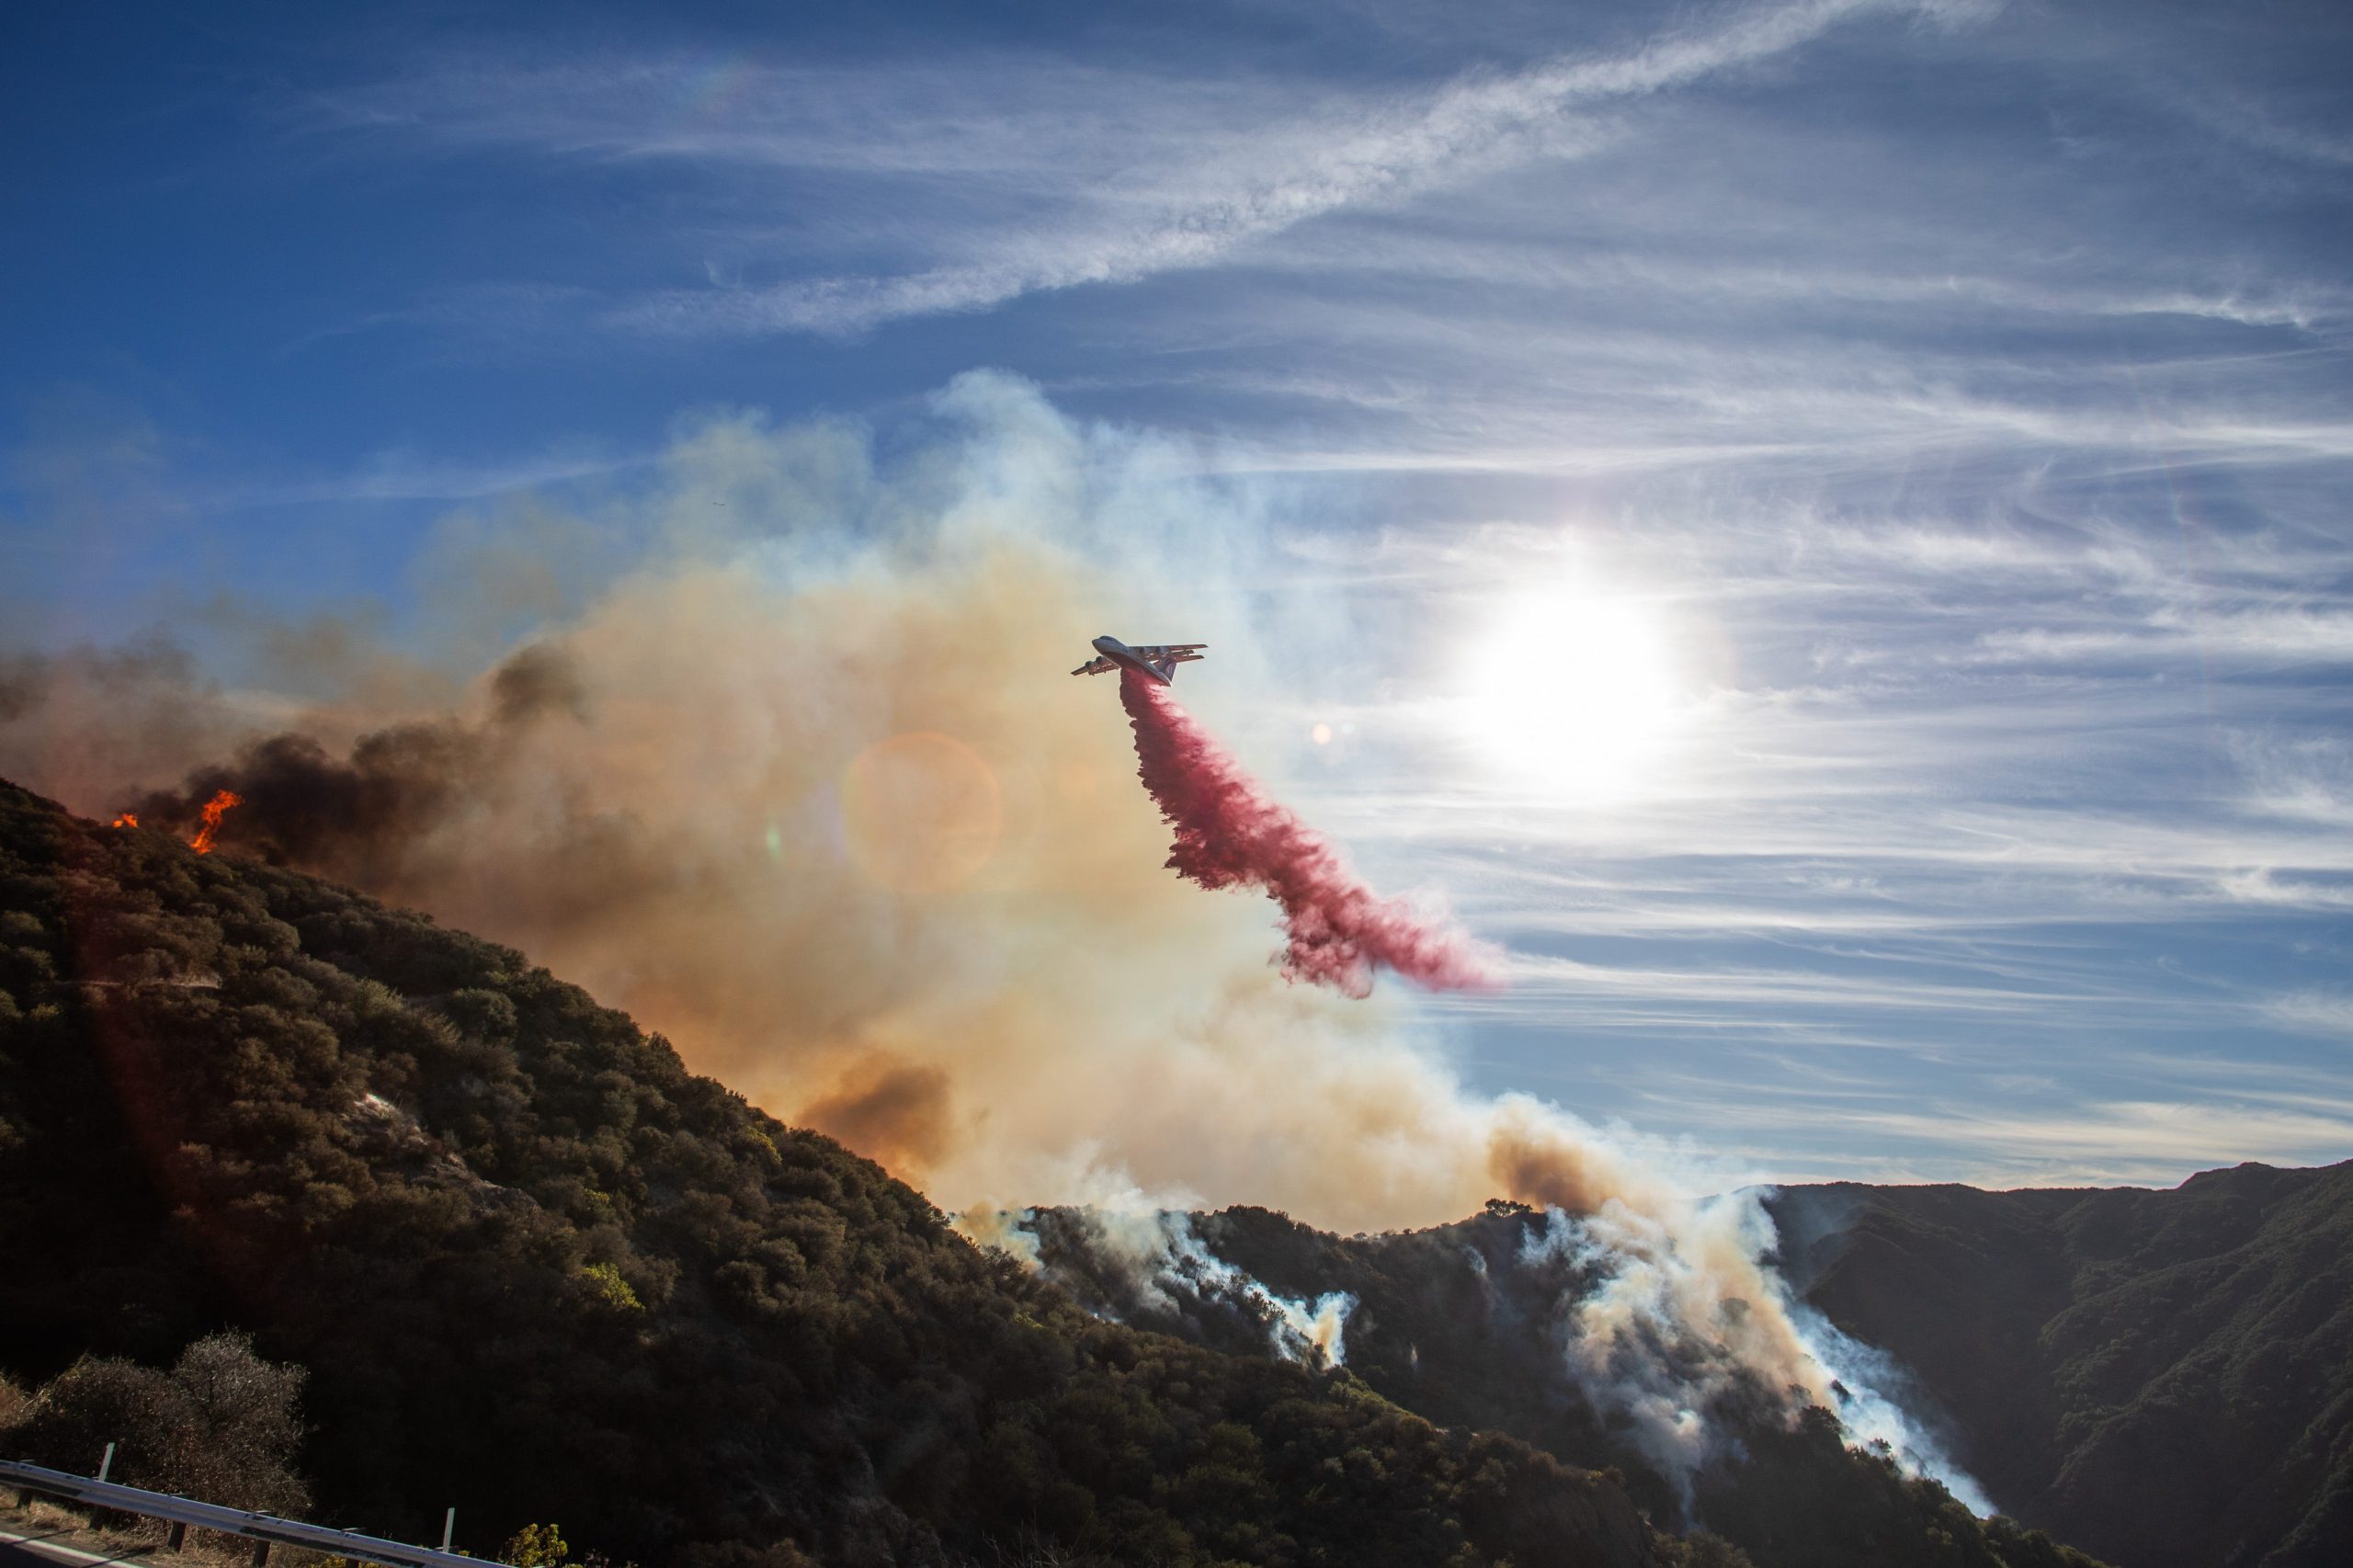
left=1077, top=1170, right=2351, bottom=1568
left=1066, top=1202, right=2101, bottom=1568
left=0, top=776, right=2107, bottom=1568
left=1768, top=1166, right=2353, bottom=1568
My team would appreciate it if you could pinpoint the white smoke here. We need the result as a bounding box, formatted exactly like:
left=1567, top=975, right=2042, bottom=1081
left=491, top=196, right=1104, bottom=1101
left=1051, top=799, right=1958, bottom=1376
left=1792, top=1306, right=1996, bottom=1516
left=1522, top=1195, right=1994, bottom=1515
left=961, top=1185, right=1356, bottom=1369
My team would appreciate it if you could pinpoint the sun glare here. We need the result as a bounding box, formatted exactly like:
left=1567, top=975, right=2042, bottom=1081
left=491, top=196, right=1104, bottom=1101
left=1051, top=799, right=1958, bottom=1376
left=1458, top=589, right=1683, bottom=797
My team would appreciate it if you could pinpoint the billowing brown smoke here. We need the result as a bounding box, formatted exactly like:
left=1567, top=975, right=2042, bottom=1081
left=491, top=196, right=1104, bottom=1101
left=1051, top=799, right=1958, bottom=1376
left=128, top=644, right=585, bottom=893
left=108, top=544, right=1463, bottom=1220
left=0, top=639, right=252, bottom=813
left=797, top=1057, right=957, bottom=1175
left=0, top=378, right=1965, bottom=1498
left=5, top=384, right=1544, bottom=1231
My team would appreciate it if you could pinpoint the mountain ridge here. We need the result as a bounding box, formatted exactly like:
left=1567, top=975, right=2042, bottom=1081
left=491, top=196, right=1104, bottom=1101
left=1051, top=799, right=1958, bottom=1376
left=2, top=777, right=2109, bottom=1567
left=1106, top=1164, right=2353, bottom=1568
left=1768, top=1161, right=2353, bottom=1567
left=0, top=777, right=1650, bottom=1567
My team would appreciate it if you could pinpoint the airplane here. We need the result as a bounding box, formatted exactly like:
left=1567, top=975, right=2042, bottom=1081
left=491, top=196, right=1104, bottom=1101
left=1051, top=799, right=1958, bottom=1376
left=1070, top=635, right=1207, bottom=686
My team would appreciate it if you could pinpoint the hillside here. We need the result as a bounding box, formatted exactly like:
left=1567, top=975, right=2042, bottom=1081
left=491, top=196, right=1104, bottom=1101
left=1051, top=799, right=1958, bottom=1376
left=1061, top=1174, right=2352, bottom=1568
left=1768, top=1167, right=2353, bottom=1568
left=0, top=775, right=2111, bottom=1568
left=1045, top=1203, right=2101, bottom=1568
left=0, top=778, right=1649, bottom=1568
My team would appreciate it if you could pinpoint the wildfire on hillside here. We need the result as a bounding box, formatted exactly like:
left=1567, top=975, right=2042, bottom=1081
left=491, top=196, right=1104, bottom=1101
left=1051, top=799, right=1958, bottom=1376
left=189, top=790, right=243, bottom=855
left=112, top=812, right=139, bottom=828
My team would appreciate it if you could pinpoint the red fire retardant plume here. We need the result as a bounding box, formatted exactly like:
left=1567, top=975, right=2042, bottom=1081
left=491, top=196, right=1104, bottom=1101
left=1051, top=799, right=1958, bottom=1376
left=1121, top=671, right=1500, bottom=998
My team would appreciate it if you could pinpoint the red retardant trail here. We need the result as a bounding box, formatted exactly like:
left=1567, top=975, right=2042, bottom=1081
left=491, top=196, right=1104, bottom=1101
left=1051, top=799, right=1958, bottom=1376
left=1120, top=670, right=1500, bottom=998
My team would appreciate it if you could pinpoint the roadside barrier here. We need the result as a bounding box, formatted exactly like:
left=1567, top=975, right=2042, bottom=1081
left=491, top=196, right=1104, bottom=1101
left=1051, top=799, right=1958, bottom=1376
left=2, top=1458, right=489, bottom=1568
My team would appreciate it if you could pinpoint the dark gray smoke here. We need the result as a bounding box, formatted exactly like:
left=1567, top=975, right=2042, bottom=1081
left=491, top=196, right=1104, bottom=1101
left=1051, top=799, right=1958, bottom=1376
left=130, top=642, right=588, bottom=894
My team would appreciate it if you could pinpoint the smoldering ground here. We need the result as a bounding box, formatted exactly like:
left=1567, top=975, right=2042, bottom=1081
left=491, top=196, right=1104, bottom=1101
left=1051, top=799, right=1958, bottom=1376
left=0, top=371, right=1987, bottom=1509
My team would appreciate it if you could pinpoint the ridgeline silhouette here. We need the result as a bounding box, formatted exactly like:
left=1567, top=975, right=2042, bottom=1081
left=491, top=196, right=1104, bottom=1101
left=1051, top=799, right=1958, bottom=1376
left=2, top=777, right=2125, bottom=1568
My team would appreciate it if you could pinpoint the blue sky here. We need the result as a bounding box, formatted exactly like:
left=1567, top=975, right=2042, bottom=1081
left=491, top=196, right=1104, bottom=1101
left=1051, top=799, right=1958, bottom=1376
left=6, top=0, right=2353, bottom=1190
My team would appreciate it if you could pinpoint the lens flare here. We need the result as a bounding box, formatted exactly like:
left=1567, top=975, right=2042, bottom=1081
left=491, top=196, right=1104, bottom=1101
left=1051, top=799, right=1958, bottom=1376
left=839, top=732, right=1003, bottom=893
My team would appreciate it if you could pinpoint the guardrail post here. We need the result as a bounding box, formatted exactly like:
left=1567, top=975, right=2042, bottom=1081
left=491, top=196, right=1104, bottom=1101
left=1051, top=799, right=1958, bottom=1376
left=441, top=1507, right=456, bottom=1551
left=251, top=1539, right=270, bottom=1567
left=97, top=1444, right=116, bottom=1483
left=166, top=1520, right=188, bottom=1551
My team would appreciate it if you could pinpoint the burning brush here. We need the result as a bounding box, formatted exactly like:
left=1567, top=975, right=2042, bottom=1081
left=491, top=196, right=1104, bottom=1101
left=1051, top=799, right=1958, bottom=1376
left=188, top=789, right=243, bottom=855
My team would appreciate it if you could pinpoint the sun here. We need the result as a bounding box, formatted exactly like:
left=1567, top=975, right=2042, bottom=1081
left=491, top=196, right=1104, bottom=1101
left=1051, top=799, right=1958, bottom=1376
left=1457, top=588, right=1684, bottom=796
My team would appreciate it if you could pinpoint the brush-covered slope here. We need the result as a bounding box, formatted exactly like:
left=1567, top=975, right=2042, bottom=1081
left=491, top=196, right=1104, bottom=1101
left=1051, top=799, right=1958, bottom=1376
left=1154, top=1176, right=2353, bottom=1568
left=1768, top=1166, right=2353, bottom=1568
left=1050, top=1204, right=2104, bottom=1568
left=0, top=778, right=1651, bottom=1568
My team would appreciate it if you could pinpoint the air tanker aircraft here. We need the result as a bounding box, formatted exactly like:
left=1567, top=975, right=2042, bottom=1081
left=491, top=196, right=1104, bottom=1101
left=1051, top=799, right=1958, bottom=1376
left=1070, top=636, right=1207, bottom=685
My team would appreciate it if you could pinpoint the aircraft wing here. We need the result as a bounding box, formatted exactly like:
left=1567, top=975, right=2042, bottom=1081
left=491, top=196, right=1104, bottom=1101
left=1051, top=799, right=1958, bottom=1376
left=1135, top=643, right=1207, bottom=660
left=1070, top=656, right=1117, bottom=676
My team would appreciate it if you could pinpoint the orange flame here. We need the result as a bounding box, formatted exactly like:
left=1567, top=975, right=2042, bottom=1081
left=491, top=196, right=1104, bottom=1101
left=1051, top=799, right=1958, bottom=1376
left=189, top=790, right=243, bottom=855
left=112, top=812, right=140, bottom=829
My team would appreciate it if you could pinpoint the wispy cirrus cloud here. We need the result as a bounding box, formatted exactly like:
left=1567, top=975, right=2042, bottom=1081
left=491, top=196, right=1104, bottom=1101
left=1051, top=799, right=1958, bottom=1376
left=1720, top=1096, right=2353, bottom=1186
left=2263, top=992, right=2353, bottom=1040
left=1241, top=222, right=2353, bottom=335
left=307, top=0, right=1973, bottom=338
left=1235, top=490, right=2353, bottom=1176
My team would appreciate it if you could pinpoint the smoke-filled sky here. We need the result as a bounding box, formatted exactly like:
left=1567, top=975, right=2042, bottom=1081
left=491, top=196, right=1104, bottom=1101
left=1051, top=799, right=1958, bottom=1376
left=6, top=0, right=2353, bottom=1195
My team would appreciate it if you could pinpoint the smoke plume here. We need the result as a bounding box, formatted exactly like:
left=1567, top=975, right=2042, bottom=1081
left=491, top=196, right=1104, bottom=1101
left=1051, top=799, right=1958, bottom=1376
left=973, top=1197, right=1355, bottom=1369
left=0, top=372, right=1984, bottom=1511
left=1120, top=672, right=1496, bottom=996
left=1515, top=1195, right=1986, bottom=1512
left=0, top=640, right=253, bottom=812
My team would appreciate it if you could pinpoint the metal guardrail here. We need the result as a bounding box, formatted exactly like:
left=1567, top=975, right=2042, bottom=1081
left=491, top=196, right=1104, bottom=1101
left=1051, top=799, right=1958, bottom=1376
left=1, top=1460, right=497, bottom=1568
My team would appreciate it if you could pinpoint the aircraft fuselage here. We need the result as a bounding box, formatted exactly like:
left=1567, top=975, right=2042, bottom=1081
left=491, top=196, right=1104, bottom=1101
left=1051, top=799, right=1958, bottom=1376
left=1092, top=635, right=1173, bottom=685
left=1071, top=635, right=1205, bottom=684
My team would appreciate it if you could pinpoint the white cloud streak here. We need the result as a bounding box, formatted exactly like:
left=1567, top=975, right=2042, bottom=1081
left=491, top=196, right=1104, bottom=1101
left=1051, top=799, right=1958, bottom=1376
left=313, top=0, right=1961, bottom=337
